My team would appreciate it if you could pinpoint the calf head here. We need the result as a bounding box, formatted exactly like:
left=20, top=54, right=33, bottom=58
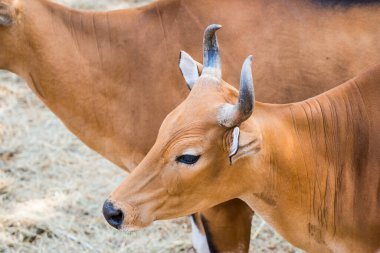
left=103, top=25, right=262, bottom=230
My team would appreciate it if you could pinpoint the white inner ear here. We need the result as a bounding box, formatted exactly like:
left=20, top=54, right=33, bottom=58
left=229, top=127, right=240, bottom=158
left=179, top=51, right=200, bottom=90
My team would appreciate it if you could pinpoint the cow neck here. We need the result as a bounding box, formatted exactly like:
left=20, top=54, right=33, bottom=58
left=9, top=0, right=186, bottom=169
left=239, top=80, right=371, bottom=250
left=14, top=0, right=142, bottom=95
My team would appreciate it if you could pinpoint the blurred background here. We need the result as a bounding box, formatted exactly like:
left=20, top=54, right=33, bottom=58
left=0, top=0, right=301, bottom=252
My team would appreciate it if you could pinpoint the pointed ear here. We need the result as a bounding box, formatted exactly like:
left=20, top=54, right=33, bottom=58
left=229, top=126, right=261, bottom=165
left=179, top=51, right=203, bottom=90
left=0, top=3, right=13, bottom=27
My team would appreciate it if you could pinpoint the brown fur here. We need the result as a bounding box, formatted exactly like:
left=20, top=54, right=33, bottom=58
left=108, top=63, right=380, bottom=252
left=1, top=0, right=380, bottom=251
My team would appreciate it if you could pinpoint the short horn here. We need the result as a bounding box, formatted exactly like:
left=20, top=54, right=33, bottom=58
left=218, top=56, right=254, bottom=127
left=202, top=24, right=222, bottom=78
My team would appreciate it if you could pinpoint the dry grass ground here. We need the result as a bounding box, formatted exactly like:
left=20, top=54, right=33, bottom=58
left=0, top=1, right=302, bottom=252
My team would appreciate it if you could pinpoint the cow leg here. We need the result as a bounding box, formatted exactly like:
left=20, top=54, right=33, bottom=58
left=191, top=199, right=254, bottom=253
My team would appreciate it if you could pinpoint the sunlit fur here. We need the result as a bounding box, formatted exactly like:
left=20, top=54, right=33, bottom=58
left=108, top=63, right=380, bottom=252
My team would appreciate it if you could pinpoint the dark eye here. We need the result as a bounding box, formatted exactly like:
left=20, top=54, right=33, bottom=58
left=176, top=154, right=200, bottom=165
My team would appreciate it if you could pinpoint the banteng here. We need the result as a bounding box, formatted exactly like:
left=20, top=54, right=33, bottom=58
left=104, top=25, right=380, bottom=253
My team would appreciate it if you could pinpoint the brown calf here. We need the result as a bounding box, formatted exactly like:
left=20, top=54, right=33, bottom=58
left=105, top=25, right=380, bottom=253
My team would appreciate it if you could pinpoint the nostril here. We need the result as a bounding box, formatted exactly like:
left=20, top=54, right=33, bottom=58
left=103, top=200, right=124, bottom=229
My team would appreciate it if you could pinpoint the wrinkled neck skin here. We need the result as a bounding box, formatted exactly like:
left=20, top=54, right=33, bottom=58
left=5, top=0, right=188, bottom=170
left=8, top=0, right=131, bottom=81
left=6, top=0, right=135, bottom=168
left=239, top=82, right=378, bottom=253
left=5, top=0, right=236, bottom=171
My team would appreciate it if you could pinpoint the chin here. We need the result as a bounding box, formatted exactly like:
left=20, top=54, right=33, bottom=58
left=120, top=225, right=145, bottom=232
left=122, top=215, right=154, bottom=231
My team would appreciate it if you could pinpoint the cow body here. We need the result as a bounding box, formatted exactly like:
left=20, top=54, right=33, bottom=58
left=1, top=0, right=380, bottom=252
left=105, top=26, right=380, bottom=253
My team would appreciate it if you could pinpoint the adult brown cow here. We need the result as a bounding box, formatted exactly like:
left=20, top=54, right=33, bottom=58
left=105, top=25, right=380, bottom=253
left=1, top=0, right=380, bottom=252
